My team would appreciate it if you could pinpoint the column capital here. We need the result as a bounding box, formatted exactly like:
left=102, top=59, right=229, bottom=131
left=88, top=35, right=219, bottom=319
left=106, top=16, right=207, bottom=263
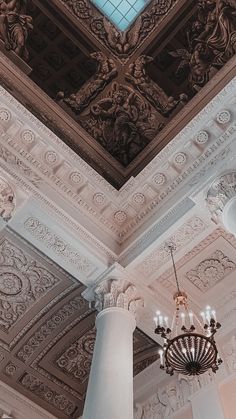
left=206, top=172, right=236, bottom=229
left=83, top=276, right=144, bottom=317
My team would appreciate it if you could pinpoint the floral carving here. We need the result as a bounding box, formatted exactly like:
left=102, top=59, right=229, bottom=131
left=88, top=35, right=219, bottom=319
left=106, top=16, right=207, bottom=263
left=206, top=172, right=236, bottom=223
left=169, top=0, right=236, bottom=90
left=0, top=239, right=59, bottom=332
left=80, top=82, right=164, bottom=166
left=60, top=0, right=173, bottom=58
left=126, top=55, right=187, bottom=116
left=55, top=328, right=95, bottom=383
left=0, top=0, right=33, bottom=60
left=19, top=373, right=77, bottom=415
left=24, top=217, right=96, bottom=275
left=138, top=217, right=206, bottom=276
left=185, top=250, right=236, bottom=292
left=86, top=278, right=144, bottom=314
left=0, top=145, right=41, bottom=186
left=0, top=177, right=15, bottom=221
left=17, top=295, right=87, bottom=362
left=59, top=51, right=117, bottom=113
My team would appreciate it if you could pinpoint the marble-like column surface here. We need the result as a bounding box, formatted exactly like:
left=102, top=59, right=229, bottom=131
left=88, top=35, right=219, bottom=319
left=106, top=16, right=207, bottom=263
left=82, top=278, right=143, bottom=419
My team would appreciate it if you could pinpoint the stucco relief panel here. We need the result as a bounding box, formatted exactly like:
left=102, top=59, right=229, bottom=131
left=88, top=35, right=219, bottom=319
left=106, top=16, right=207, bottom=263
left=149, top=229, right=236, bottom=298
left=0, top=238, right=59, bottom=333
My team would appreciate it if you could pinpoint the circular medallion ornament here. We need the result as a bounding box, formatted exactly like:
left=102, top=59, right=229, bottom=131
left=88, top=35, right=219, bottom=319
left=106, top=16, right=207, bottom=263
left=132, top=193, right=146, bottom=205
left=153, top=173, right=166, bottom=185
left=114, top=210, right=127, bottom=224
left=93, top=193, right=105, bottom=206
left=195, top=131, right=209, bottom=144
left=0, top=267, right=29, bottom=300
left=45, top=151, right=58, bottom=165
left=216, top=110, right=231, bottom=124
left=69, top=172, right=83, bottom=185
left=0, top=109, right=11, bottom=122
left=0, top=272, right=22, bottom=296
left=20, top=130, right=35, bottom=144
left=174, top=152, right=187, bottom=166
left=83, top=335, right=95, bottom=355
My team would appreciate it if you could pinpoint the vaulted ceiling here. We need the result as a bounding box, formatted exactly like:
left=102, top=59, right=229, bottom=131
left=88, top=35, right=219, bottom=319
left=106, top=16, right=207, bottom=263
left=0, top=0, right=235, bottom=417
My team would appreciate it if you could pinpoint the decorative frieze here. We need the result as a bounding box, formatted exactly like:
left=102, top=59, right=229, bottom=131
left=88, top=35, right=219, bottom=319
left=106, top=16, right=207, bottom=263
left=24, top=217, right=97, bottom=276
left=19, top=373, right=77, bottom=415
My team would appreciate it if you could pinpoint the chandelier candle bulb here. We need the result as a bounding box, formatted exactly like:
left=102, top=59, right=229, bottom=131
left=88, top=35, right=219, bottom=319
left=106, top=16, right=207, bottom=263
left=154, top=317, right=158, bottom=327
left=159, top=350, right=164, bottom=366
left=181, top=312, right=185, bottom=326
left=189, top=311, right=194, bottom=325
left=200, top=311, right=206, bottom=324
left=159, top=315, right=163, bottom=326
left=211, top=310, right=216, bottom=321
left=164, top=317, right=169, bottom=327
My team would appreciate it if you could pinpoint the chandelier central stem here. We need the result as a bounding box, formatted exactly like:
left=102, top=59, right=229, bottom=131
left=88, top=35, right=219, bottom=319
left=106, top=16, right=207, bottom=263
left=169, top=245, right=180, bottom=293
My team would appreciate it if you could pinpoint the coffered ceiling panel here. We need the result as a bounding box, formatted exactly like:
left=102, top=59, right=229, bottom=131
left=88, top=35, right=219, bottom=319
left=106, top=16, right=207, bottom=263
left=0, top=228, right=159, bottom=417
left=0, top=0, right=235, bottom=187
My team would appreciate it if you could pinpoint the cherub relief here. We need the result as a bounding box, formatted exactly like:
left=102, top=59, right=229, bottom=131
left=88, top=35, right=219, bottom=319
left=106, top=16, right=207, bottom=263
left=126, top=55, right=188, bottom=116
left=169, top=0, right=236, bottom=90
left=81, top=82, right=163, bottom=166
left=59, top=52, right=117, bottom=113
left=0, top=0, right=33, bottom=60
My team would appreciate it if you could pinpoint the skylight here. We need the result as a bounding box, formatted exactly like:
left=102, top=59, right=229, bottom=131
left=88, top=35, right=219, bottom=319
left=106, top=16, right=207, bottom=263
left=91, top=0, right=149, bottom=31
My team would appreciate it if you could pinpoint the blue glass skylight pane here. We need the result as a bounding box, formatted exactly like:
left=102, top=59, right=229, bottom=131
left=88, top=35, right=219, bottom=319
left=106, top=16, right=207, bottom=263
left=110, top=8, right=123, bottom=23
left=102, top=1, right=116, bottom=15
left=118, top=17, right=130, bottom=30
left=119, top=0, right=131, bottom=14
left=90, top=0, right=150, bottom=31
left=133, top=0, right=146, bottom=12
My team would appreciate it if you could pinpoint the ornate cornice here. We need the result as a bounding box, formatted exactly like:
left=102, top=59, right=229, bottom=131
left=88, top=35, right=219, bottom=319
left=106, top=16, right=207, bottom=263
left=0, top=68, right=235, bottom=248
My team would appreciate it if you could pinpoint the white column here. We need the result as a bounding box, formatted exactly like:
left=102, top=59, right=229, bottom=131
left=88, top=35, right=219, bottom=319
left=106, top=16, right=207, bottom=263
left=190, top=384, right=225, bottom=419
left=82, top=277, right=143, bottom=419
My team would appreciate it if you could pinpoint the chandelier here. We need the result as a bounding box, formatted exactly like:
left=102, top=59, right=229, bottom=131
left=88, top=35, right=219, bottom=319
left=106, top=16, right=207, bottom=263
left=154, top=244, right=222, bottom=376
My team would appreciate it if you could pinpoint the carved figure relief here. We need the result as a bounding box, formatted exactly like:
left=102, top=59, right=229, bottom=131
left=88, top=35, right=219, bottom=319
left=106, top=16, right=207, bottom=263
left=80, top=82, right=164, bottom=166
left=169, top=0, right=236, bottom=90
left=185, top=250, right=236, bottom=292
left=0, top=0, right=33, bottom=60
left=126, top=55, right=187, bottom=116
left=60, top=0, right=173, bottom=59
left=59, top=52, right=117, bottom=113
left=139, top=372, right=214, bottom=418
left=0, top=239, right=59, bottom=331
